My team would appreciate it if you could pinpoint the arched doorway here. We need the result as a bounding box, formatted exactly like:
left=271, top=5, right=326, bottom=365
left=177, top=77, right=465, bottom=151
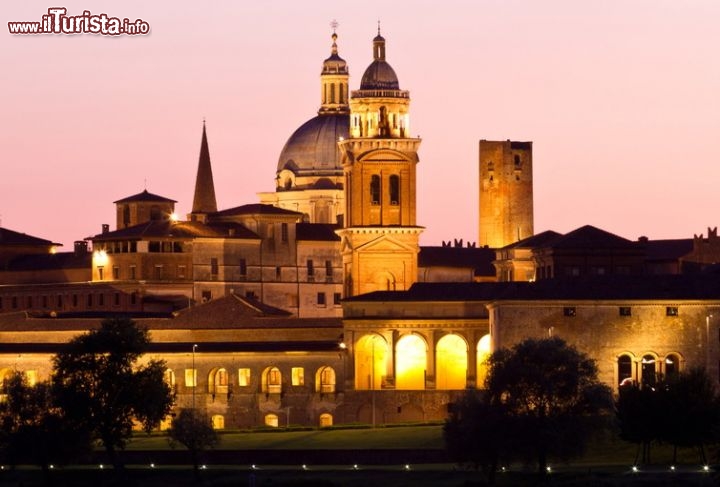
left=476, top=334, right=492, bottom=388
left=436, top=334, right=468, bottom=390
left=354, top=334, right=388, bottom=390
left=396, top=334, right=427, bottom=390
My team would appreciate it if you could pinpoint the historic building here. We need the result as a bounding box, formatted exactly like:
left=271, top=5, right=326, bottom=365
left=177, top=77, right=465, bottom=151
left=1, top=27, right=720, bottom=429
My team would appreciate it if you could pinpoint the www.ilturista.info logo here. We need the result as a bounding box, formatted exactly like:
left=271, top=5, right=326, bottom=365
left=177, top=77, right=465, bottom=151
left=8, top=8, right=150, bottom=35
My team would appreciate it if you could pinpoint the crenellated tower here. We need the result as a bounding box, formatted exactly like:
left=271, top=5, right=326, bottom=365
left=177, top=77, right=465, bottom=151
left=337, top=28, right=423, bottom=297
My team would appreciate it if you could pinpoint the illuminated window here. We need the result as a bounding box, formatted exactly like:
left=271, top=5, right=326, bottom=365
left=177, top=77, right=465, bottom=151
left=238, top=368, right=251, bottom=387
left=185, top=369, right=197, bottom=388
left=24, top=370, right=37, bottom=387
left=211, top=414, right=225, bottom=430
left=666, top=307, right=678, bottom=316
left=265, top=414, right=279, bottom=428
left=319, top=413, right=333, bottom=427
left=292, top=367, right=305, bottom=386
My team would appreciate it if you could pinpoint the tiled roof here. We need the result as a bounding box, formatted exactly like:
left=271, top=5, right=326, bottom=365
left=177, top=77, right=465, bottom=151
left=418, top=246, right=496, bottom=277
left=296, top=223, right=341, bottom=241
left=5, top=251, right=91, bottom=271
left=500, top=230, right=563, bottom=250
left=113, top=189, right=177, bottom=204
left=345, top=274, right=720, bottom=302
left=90, top=220, right=258, bottom=241
left=549, top=225, right=636, bottom=250
left=213, top=204, right=302, bottom=218
left=0, top=227, right=59, bottom=247
left=643, top=238, right=693, bottom=261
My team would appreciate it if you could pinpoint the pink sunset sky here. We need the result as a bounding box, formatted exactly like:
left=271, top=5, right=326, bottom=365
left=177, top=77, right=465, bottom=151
left=1, top=1, right=719, bottom=250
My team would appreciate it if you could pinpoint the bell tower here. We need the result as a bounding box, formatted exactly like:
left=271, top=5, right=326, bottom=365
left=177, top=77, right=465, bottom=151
left=337, top=28, right=423, bottom=297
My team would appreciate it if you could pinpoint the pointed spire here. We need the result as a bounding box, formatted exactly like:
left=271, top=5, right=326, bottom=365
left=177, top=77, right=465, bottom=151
left=190, top=120, right=218, bottom=219
left=373, top=22, right=386, bottom=61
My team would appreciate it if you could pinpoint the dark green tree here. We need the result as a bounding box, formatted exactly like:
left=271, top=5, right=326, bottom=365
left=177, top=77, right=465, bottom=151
left=443, top=390, right=514, bottom=485
left=168, top=409, right=219, bottom=478
left=52, top=317, right=174, bottom=467
left=0, top=372, right=90, bottom=472
left=485, top=337, right=613, bottom=476
left=618, top=367, right=720, bottom=465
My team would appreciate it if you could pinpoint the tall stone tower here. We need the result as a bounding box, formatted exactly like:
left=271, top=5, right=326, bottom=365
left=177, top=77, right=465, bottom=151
left=337, top=28, right=422, bottom=297
left=478, top=140, right=533, bottom=248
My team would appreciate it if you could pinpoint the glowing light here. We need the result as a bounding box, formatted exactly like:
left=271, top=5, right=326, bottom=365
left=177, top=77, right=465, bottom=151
left=631, top=466, right=638, bottom=473
left=436, top=334, right=468, bottom=390
left=404, top=464, right=411, bottom=470
left=150, top=463, right=155, bottom=468
left=170, top=213, right=179, bottom=222
left=703, top=465, right=710, bottom=472
left=395, top=334, right=426, bottom=390
left=339, top=342, right=347, bottom=349
left=353, top=464, right=359, bottom=470
left=546, top=466, right=552, bottom=473
left=670, top=465, right=675, bottom=471
left=93, top=249, right=108, bottom=266
left=99, top=464, right=104, bottom=469
left=302, top=464, right=308, bottom=470
left=201, top=465, right=207, bottom=470
left=251, top=464, right=257, bottom=470
left=49, top=465, right=54, bottom=469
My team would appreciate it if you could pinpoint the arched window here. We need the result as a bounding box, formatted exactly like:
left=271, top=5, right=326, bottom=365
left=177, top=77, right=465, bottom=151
left=209, top=367, right=229, bottom=394
left=319, top=413, right=333, bottom=427
left=389, top=175, right=400, bottom=205
left=262, top=366, right=282, bottom=394
left=476, top=334, right=492, bottom=388
left=395, top=334, right=427, bottom=390
left=354, top=334, right=388, bottom=390
left=618, top=355, right=633, bottom=387
left=514, top=154, right=522, bottom=170
left=122, top=205, right=130, bottom=227
left=665, top=353, right=680, bottom=378
left=211, top=414, right=225, bottom=430
left=436, top=334, right=468, bottom=390
left=641, top=354, right=656, bottom=386
left=316, top=366, right=336, bottom=393
left=265, top=414, right=279, bottom=428
left=370, top=175, right=381, bottom=205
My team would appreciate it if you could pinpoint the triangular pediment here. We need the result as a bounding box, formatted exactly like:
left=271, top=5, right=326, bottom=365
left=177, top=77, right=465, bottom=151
left=355, top=233, right=417, bottom=252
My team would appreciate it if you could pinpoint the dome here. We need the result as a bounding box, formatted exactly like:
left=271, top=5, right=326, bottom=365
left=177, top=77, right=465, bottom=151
left=322, top=33, right=348, bottom=75
left=276, top=114, right=349, bottom=175
left=360, top=60, right=400, bottom=90
left=359, top=32, right=400, bottom=90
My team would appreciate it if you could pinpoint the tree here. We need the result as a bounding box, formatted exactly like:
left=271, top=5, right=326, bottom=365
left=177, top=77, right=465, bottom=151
left=52, top=317, right=174, bottom=467
left=485, top=337, right=613, bottom=476
left=443, top=390, right=514, bottom=485
left=168, top=409, right=219, bottom=478
left=0, top=372, right=90, bottom=472
left=617, top=367, right=720, bottom=465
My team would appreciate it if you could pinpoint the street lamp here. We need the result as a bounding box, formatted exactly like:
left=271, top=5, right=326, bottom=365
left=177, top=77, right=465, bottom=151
left=192, top=344, right=198, bottom=411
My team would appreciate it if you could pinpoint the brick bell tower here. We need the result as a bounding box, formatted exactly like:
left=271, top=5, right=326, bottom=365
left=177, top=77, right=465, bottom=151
left=478, top=140, right=534, bottom=249
left=336, top=27, right=423, bottom=297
